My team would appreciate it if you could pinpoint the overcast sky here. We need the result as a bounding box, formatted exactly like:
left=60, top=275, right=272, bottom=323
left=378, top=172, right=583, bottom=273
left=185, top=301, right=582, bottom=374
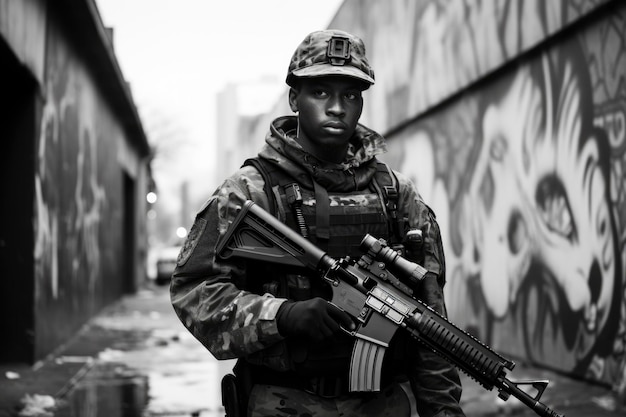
left=95, top=0, right=343, bottom=226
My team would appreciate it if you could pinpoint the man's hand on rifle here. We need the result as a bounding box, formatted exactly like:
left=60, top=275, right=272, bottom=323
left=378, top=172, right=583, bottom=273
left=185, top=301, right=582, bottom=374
left=276, top=297, right=355, bottom=342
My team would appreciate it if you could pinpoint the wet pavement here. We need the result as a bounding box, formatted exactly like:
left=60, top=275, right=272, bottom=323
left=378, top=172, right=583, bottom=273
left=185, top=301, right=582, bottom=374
left=0, top=282, right=623, bottom=416
left=0, top=282, right=234, bottom=417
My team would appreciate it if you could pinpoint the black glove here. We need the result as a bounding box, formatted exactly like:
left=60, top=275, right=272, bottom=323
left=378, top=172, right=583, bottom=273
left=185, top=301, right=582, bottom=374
left=276, top=297, right=355, bottom=343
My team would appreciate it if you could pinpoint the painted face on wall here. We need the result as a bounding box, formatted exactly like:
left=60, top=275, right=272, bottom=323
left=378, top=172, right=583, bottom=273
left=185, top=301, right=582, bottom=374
left=289, top=76, right=364, bottom=163
left=464, top=48, right=619, bottom=369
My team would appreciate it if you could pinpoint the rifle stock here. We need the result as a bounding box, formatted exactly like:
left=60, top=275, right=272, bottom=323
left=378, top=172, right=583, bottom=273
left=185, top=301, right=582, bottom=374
left=217, top=201, right=564, bottom=417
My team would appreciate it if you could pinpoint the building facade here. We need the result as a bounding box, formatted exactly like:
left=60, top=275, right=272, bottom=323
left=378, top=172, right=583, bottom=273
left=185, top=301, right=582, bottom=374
left=0, top=0, right=152, bottom=363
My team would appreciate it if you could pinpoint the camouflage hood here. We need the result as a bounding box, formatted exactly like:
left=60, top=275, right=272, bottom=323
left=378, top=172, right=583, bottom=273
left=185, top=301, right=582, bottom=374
left=258, top=116, right=387, bottom=192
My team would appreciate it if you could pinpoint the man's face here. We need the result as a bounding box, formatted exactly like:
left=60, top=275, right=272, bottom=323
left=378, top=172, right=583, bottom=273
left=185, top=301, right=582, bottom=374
left=289, top=76, right=365, bottom=163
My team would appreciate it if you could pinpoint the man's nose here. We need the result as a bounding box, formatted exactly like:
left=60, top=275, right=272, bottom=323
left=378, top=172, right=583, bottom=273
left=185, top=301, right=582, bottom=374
left=327, top=94, right=345, bottom=116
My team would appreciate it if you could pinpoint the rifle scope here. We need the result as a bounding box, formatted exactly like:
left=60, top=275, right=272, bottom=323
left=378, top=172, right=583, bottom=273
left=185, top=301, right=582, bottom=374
left=360, top=234, right=428, bottom=285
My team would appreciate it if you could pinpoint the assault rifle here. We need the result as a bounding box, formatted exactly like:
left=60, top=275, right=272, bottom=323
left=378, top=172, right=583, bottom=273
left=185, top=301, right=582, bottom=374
left=217, top=200, right=564, bottom=417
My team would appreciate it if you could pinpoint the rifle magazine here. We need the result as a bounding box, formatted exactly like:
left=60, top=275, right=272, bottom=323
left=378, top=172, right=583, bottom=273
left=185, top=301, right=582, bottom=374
left=349, top=339, right=386, bottom=392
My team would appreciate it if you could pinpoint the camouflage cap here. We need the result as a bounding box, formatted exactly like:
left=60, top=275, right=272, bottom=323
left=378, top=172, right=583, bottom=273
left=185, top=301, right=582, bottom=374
left=286, top=29, right=375, bottom=88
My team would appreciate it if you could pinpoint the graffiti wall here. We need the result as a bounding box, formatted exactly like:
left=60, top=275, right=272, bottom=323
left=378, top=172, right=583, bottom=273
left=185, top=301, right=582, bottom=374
left=398, top=31, right=624, bottom=386
left=330, top=0, right=625, bottom=385
left=32, top=12, right=145, bottom=359
left=333, top=0, right=612, bottom=134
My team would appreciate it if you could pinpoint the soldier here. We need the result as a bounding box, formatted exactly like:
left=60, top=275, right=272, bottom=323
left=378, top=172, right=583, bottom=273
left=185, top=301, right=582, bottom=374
left=170, top=29, right=466, bottom=417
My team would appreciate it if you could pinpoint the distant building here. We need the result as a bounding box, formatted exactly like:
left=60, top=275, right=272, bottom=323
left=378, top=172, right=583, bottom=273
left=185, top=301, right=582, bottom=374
left=0, top=0, right=152, bottom=363
left=215, top=78, right=285, bottom=176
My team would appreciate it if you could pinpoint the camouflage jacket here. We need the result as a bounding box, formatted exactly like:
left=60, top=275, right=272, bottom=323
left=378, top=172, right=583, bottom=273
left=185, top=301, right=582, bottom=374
left=170, top=116, right=465, bottom=417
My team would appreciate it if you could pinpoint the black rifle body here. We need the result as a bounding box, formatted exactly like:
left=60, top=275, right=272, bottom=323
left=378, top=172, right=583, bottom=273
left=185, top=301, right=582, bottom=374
left=217, top=201, right=564, bottom=417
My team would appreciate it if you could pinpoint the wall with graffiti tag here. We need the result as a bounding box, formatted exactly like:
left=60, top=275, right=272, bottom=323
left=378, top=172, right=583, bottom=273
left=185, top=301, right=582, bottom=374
left=31, top=9, right=149, bottom=359
left=330, top=0, right=625, bottom=386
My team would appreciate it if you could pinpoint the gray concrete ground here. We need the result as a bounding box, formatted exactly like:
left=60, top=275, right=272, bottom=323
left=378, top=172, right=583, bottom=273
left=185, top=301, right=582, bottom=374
left=0, top=282, right=623, bottom=417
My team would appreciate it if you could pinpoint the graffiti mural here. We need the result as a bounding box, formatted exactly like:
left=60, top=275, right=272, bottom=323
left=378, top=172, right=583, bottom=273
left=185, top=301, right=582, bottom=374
left=32, top=18, right=129, bottom=358
left=35, top=32, right=107, bottom=306
left=394, top=11, right=626, bottom=387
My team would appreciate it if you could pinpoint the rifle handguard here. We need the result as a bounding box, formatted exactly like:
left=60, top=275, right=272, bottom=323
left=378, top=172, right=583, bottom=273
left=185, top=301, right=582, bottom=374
left=404, top=307, right=514, bottom=390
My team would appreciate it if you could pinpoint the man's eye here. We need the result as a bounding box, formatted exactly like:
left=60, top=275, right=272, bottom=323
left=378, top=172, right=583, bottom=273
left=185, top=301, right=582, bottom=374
left=345, top=92, right=359, bottom=100
left=314, top=90, right=328, bottom=98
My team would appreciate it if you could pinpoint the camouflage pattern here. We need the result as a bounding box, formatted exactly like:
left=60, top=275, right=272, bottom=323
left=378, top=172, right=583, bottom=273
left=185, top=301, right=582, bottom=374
left=286, top=30, right=375, bottom=87
left=170, top=116, right=465, bottom=417
left=248, top=382, right=415, bottom=417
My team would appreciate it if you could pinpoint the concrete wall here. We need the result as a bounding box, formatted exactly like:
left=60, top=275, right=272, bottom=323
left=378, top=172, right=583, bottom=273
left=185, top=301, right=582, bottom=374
left=0, top=0, right=151, bottom=362
left=328, top=0, right=625, bottom=386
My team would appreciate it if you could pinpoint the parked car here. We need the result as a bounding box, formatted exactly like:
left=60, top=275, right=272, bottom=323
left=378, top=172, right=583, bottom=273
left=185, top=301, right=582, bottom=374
left=155, top=245, right=182, bottom=285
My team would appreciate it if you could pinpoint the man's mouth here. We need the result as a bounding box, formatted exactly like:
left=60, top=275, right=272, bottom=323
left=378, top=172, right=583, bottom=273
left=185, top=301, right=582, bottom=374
left=323, top=121, right=346, bottom=133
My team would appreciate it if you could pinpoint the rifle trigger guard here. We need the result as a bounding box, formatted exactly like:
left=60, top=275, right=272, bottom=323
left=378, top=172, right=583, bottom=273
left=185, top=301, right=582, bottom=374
left=340, top=324, right=356, bottom=337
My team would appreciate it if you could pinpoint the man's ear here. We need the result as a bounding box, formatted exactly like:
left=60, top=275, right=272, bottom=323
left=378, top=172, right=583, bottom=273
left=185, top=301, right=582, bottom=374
left=288, top=87, right=299, bottom=113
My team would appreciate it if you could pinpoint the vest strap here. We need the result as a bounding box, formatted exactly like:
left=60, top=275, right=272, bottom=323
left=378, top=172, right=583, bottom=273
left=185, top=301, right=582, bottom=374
left=372, top=162, right=404, bottom=242
left=313, top=180, right=330, bottom=240
left=242, top=158, right=276, bottom=213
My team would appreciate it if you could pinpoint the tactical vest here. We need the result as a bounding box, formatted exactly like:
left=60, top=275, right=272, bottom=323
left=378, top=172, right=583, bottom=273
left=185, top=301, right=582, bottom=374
left=245, top=157, right=404, bottom=255
left=241, top=157, right=406, bottom=376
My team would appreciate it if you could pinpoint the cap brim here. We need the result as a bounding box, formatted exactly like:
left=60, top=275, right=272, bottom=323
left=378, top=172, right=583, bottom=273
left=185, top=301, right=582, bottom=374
left=292, top=63, right=375, bottom=85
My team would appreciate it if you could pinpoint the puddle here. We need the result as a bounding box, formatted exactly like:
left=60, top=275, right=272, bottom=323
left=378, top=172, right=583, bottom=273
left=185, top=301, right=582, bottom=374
left=47, top=287, right=227, bottom=417
left=55, top=363, right=149, bottom=417
left=66, top=376, right=149, bottom=416
left=54, top=361, right=222, bottom=417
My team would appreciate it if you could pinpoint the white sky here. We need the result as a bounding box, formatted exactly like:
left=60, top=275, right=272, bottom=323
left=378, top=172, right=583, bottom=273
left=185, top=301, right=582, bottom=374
left=95, top=0, right=343, bottom=224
